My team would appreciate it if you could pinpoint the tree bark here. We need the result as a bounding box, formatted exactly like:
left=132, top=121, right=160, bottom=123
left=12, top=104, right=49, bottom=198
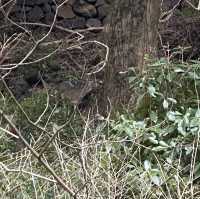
left=101, top=0, right=160, bottom=113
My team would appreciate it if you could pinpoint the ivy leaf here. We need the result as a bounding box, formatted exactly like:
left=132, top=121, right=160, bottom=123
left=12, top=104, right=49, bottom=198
left=148, top=84, right=157, bottom=97
left=167, top=111, right=182, bottom=122
left=195, top=109, right=200, bottom=118
left=174, top=68, right=185, bottom=73
left=177, top=120, right=186, bottom=136
left=148, top=137, right=159, bottom=144
left=166, top=111, right=176, bottom=121
left=144, top=160, right=151, bottom=171
left=163, top=99, right=169, bottom=109
left=159, top=141, right=169, bottom=147
left=151, top=175, right=162, bottom=186
left=152, top=146, right=167, bottom=152
left=167, top=98, right=177, bottom=104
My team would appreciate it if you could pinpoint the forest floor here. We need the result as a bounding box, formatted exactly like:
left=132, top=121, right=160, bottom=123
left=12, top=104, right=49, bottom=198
left=0, top=0, right=200, bottom=109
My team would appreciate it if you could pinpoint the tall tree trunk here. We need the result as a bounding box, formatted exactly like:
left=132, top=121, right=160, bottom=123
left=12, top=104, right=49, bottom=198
left=101, top=0, right=160, bottom=113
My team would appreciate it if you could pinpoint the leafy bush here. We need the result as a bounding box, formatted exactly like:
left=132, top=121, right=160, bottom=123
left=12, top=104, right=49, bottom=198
left=108, top=58, right=200, bottom=196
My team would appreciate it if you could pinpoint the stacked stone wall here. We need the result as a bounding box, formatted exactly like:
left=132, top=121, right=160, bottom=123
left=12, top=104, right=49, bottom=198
left=1, top=0, right=111, bottom=29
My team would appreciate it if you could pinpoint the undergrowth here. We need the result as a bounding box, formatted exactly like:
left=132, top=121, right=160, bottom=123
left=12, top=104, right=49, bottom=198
left=0, top=58, right=200, bottom=198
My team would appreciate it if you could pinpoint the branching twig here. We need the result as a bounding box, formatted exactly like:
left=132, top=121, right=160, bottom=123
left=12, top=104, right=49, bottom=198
left=0, top=110, right=77, bottom=198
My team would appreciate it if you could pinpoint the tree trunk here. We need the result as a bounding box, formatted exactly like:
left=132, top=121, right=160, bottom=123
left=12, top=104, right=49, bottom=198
left=101, top=0, right=160, bottom=113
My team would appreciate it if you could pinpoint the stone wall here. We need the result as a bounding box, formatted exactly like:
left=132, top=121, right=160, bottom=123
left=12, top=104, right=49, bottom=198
left=3, top=0, right=110, bottom=29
